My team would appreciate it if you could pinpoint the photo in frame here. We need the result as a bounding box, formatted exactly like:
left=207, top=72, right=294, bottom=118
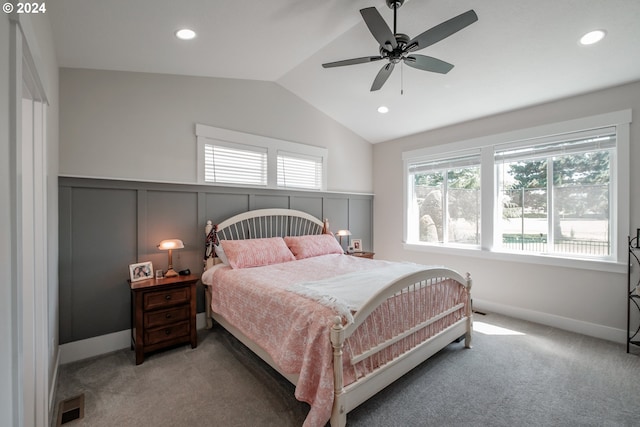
left=129, top=261, right=153, bottom=282
left=351, top=239, right=362, bottom=252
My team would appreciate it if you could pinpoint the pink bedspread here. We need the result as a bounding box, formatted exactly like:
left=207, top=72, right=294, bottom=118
left=203, top=254, right=466, bottom=427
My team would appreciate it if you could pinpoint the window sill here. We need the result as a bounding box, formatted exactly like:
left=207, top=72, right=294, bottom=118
left=403, top=242, right=625, bottom=274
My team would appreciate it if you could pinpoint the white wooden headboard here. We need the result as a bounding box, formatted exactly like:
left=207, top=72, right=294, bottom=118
left=204, top=208, right=329, bottom=269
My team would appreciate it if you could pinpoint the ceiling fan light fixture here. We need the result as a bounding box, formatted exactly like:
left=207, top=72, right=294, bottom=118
left=579, top=30, right=606, bottom=45
left=175, top=28, right=197, bottom=40
left=377, top=106, right=389, bottom=114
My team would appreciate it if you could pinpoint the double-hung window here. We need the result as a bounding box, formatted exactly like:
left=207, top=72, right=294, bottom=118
left=196, top=124, right=328, bottom=190
left=407, top=151, right=481, bottom=245
left=403, top=110, right=630, bottom=268
left=495, top=128, right=615, bottom=257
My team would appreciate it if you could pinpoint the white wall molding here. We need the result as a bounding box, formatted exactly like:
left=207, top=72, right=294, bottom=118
left=473, top=298, right=626, bottom=344
left=59, top=313, right=209, bottom=365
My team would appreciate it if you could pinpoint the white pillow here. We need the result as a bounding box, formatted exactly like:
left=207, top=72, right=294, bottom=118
left=215, top=243, right=229, bottom=265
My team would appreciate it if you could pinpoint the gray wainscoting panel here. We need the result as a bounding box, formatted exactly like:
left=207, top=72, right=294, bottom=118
left=59, top=177, right=373, bottom=344
left=349, top=198, right=373, bottom=252
left=324, top=197, right=349, bottom=234
left=59, top=186, right=137, bottom=344
left=253, top=194, right=289, bottom=210
left=289, top=196, right=323, bottom=221
left=204, top=192, right=250, bottom=225
left=146, top=190, right=200, bottom=275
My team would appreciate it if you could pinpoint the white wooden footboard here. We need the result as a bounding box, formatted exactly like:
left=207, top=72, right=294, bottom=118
left=330, top=269, right=472, bottom=427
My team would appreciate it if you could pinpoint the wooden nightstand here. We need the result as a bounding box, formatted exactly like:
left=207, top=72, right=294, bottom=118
left=349, top=251, right=375, bottom=259
left=129, top=274, right=199, bottom=365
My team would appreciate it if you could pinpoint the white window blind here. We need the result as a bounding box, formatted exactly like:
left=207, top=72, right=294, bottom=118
left=494, top=127, right=616, bottom=163
left=408, top=151, right=481, bottom=174
left=277, top=151, right=322, bottom=190
left=204, top=143, right=267, bottom=186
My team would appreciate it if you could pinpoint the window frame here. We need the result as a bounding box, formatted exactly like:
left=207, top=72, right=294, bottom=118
left=196, top=124, right=328, bottom=190
left=402, top=110, right=631, bottom=273
left=406, top=149, right=482, bottom=247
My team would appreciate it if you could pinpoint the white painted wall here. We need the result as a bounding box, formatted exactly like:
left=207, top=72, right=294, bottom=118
left=28, top=12, right=60, bottom=414
left=373, top=81, right=640, bottom=342
left=59, top=68, right=373, bottom=193
left=1, top=11, right=58, bottom=427
left=0, top=12, right=14, bottom=426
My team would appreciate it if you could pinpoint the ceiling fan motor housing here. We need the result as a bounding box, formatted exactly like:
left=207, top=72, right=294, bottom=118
left=380, top=33, right=409, bottom=63
left=386, top=0, right=405, bottom=9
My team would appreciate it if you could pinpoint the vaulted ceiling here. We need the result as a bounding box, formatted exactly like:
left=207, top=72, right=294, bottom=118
left=49, top=0, right=640, bottom=143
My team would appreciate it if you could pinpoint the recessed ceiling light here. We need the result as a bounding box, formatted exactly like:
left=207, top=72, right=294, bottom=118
left=175, top=28, right=196, bottom=40
left=377, top=106, right=389, bottom=114
left=579, top=30, right=606, bottom=45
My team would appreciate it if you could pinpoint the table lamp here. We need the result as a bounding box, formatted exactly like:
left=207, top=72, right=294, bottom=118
left=158, top=239, right=184, bottom=277
left=335, top=230, right=351, bottom=252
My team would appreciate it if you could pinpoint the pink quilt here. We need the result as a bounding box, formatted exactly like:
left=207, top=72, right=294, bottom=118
left=203, top=254, right=467, bottom=427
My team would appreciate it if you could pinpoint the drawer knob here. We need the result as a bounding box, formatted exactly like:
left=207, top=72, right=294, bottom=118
left=165, top=295, right=172, bottom=300
left=165, top=329, right=171, bottom=335
left=165, top=313, right=172, bottom=319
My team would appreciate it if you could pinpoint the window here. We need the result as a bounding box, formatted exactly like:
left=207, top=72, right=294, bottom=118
left=407, top=152, right=481, bottom=245
left=403, top=110, right=631, bottom=268
left=495, top=129, right=615, bottom=257
left=204, top=142, right=267, bottom=186
left=277, top=151, right=323, bottom=190
left=196, top=124, right=328, bottom=190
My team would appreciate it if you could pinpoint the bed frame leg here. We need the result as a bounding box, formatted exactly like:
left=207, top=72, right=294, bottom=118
left=465, top=273, right=473, bottom=349
left=330, top=316, right=347, bottom=427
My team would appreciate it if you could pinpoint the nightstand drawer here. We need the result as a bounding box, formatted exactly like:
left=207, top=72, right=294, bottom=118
left=143, top=287, right=190, bottom=310
left=144, top=306, right=190, bottom=329
left=145, top=321, right=190, bottom=346
left=130, top=274, right=199, bottom=364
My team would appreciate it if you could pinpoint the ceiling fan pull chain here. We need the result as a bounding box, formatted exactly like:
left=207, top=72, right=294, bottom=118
left=401, top=61, right=404, bottom=95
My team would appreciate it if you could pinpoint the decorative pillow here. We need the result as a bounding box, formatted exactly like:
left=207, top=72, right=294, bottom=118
left=220, top=237, right=295, bottom=269
left=284, top=234, right=344, bottom=260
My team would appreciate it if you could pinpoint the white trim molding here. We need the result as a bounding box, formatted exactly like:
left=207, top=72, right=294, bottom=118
left=473, top=298, right=626, bottom=344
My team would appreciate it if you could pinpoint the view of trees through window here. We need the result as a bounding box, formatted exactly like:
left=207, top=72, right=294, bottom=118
left=414, top=166, right=480, bottom=245
left=498, top=150, right=611, bottom=256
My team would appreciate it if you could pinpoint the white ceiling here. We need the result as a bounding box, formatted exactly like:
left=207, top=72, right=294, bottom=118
left=49, top=0, right=640, bottom=143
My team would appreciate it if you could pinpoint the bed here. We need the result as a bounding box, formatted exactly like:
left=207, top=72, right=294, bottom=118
left=201, top=208, right=472, bottom=427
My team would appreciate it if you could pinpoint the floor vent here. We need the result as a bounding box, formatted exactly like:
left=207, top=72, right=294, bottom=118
left=56, top=394, right=85, bottom=426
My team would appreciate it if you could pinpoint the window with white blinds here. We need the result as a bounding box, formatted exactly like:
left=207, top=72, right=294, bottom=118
left=204, top=143, right=267, bottom=186
left=407, top=151, right=481, bottom=246
left=196, top=124, right=328, bottom=190
left=277, top=151, right=323, bottom=190
left=403, top=110, right=631, bottom=268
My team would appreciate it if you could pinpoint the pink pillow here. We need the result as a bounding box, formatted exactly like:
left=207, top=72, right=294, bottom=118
left=220, top=237, right=295, bottom=269
left=284, top=234, right=344, bottom=260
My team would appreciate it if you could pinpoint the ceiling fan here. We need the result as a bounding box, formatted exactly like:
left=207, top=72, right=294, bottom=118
left=322, top=0, right=478, bottom=91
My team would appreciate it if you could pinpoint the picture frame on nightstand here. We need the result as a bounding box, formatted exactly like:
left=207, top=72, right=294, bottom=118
left=351, top=239, right=362, bottom=252
left=129, top=261, right=153, bottom=282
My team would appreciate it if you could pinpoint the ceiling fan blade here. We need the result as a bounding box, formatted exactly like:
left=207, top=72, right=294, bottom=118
left=406, top=10, right=478, bottom=52
left=404, top=55, right=454, bottom=74
left=322, top=56, right=383, bottom=68
left=371, top=62, right=395, bottom=91
left=360, top=7, right=397, bottom=52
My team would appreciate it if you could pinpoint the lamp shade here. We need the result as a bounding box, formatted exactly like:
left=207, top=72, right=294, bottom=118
left=157, top=239, right=184, bottom=250
left=335, top=230, right=351, bottom=237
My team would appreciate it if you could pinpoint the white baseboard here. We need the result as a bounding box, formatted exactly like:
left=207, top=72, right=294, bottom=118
left=59, top=313, right=209, bottom=364
left=473, top=299, right=626, bottom=344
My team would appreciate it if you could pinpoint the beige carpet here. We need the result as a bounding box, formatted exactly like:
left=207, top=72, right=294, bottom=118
left=52, top=313, right=640, bottom=426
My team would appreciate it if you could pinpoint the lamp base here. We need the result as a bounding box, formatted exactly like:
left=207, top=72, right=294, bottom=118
left=164, top=268, right=179, bottom=277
